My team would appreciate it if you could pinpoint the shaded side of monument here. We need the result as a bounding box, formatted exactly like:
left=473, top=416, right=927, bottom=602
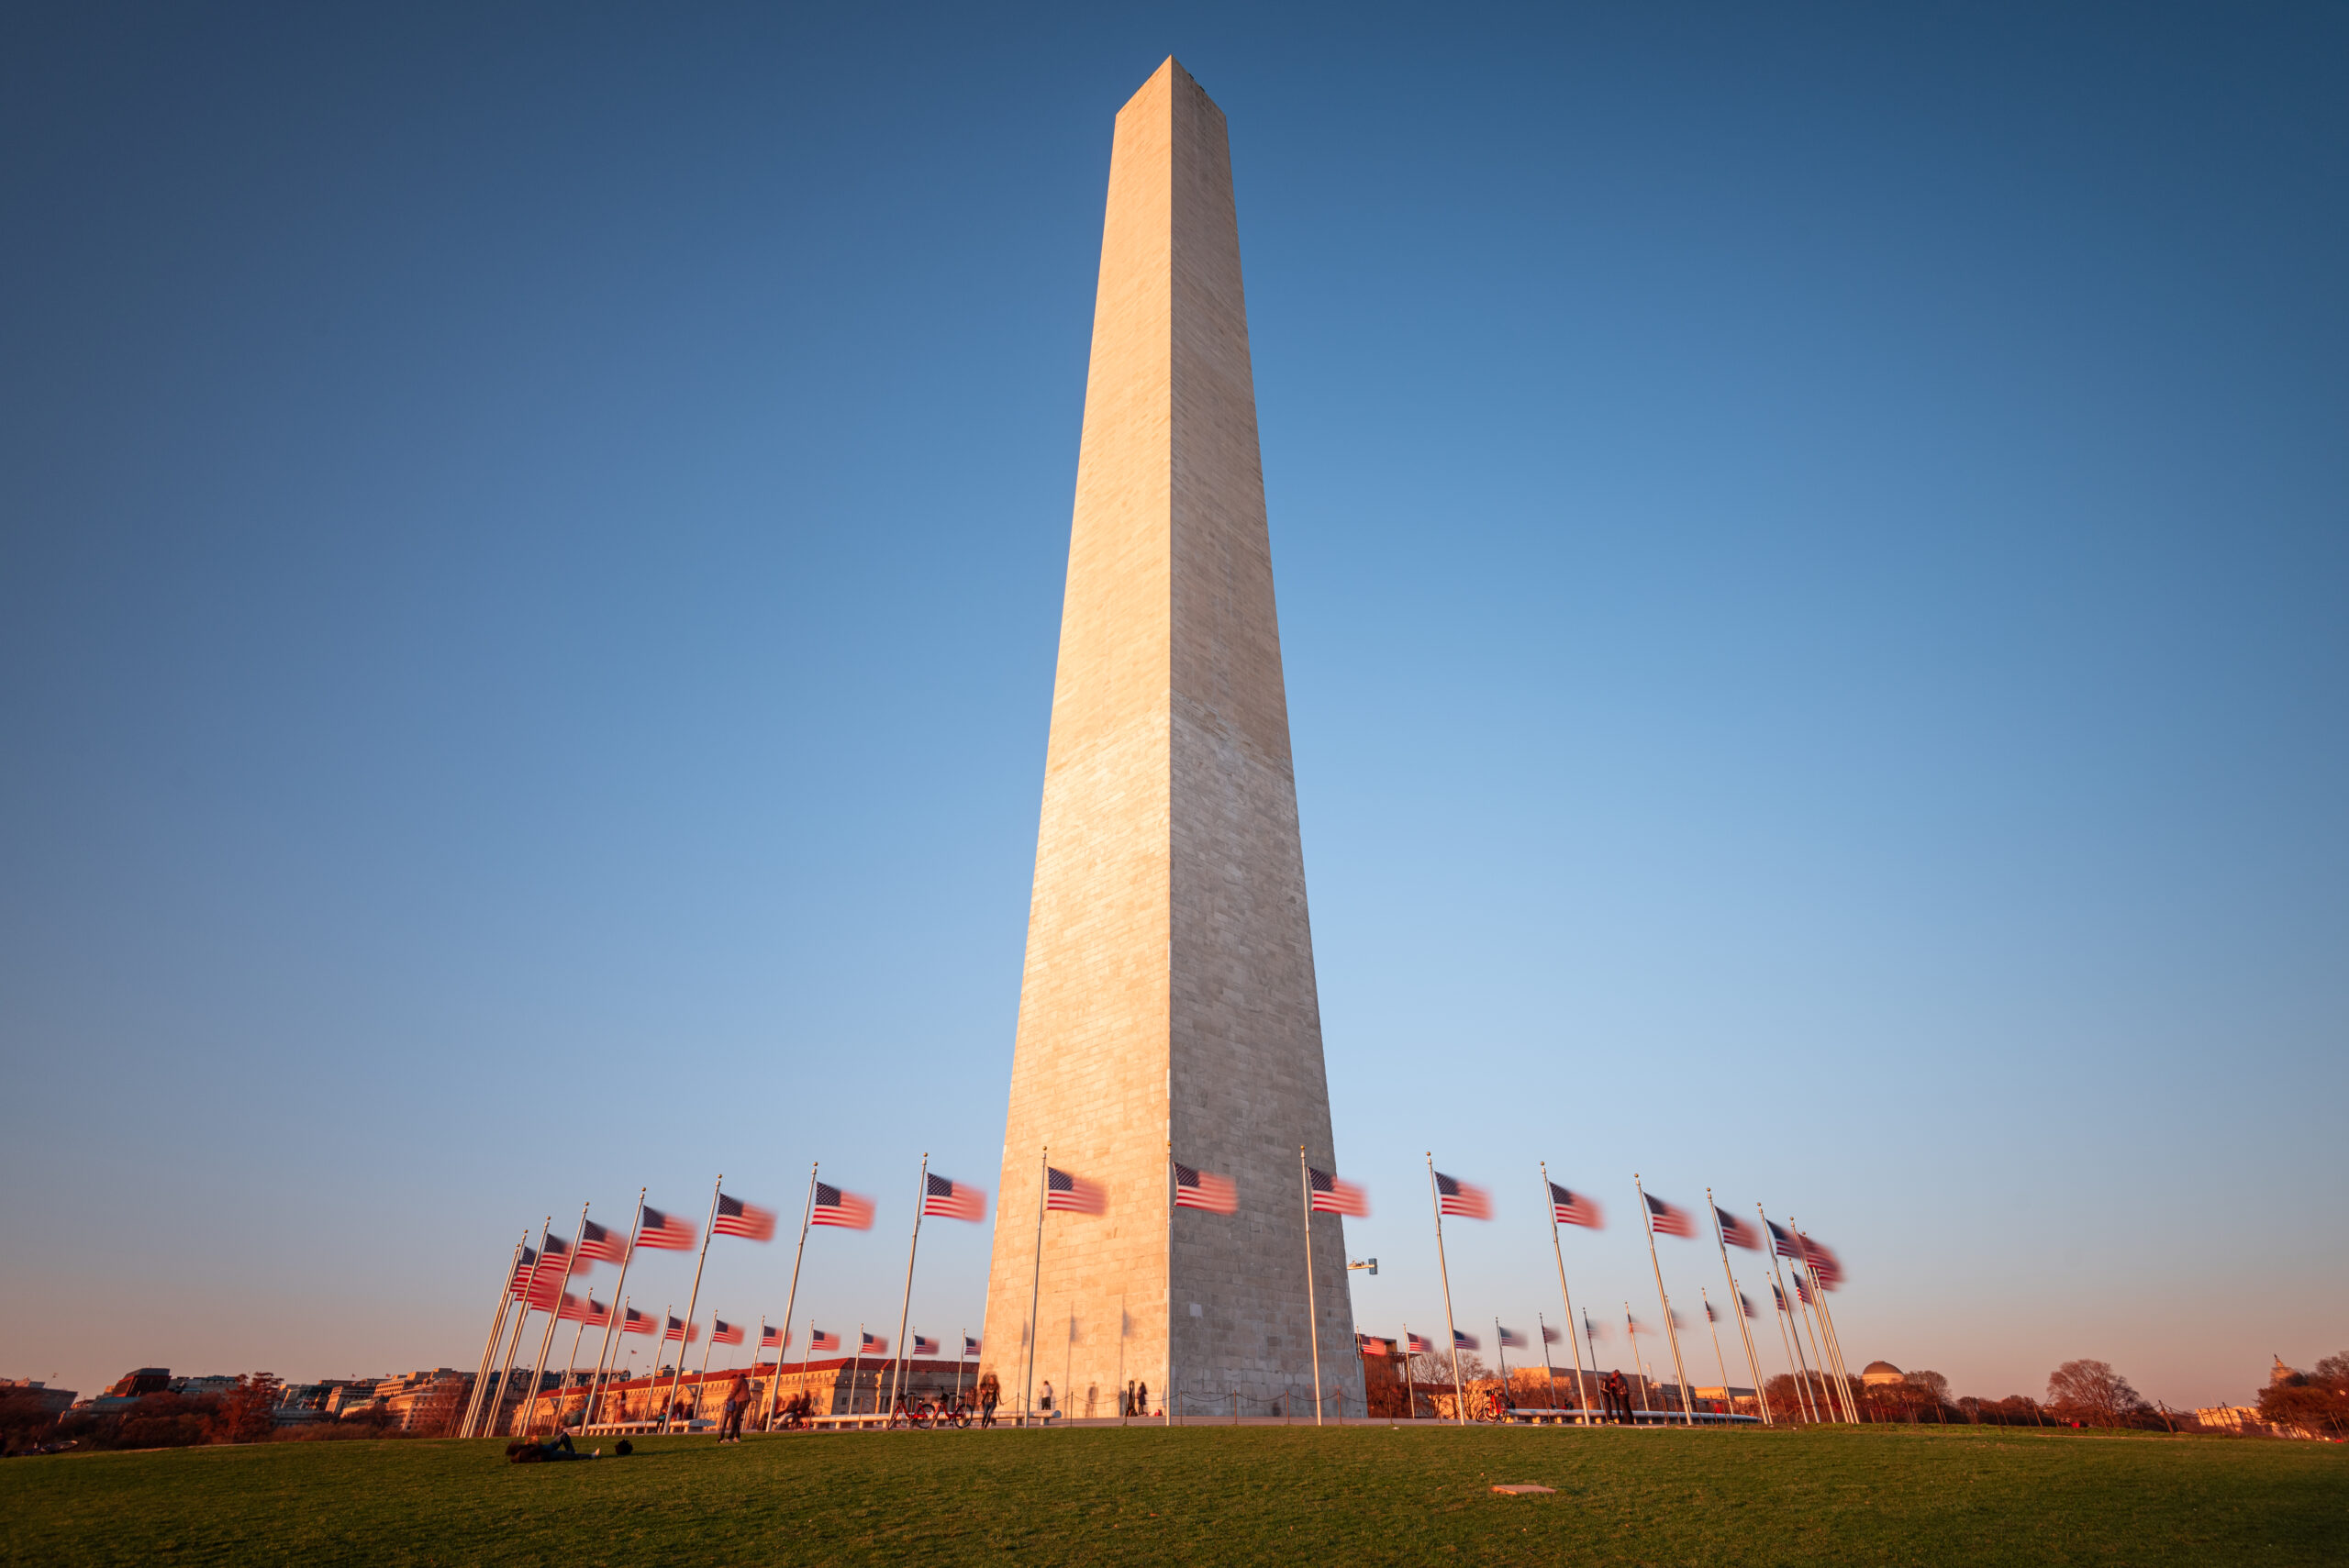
left=980, top=58, right=1361, bottom=1418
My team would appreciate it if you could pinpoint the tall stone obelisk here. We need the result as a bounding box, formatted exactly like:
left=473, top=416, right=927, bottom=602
left=982, top=59, right=1360, bottom=1418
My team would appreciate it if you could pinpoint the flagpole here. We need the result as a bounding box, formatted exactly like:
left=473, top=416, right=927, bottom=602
left=1706, top=1189, right=1772, bottom=1426
left=1792, top=1219, right=1858, bottom=1420
left=583, top=1189, right=645, bottom=1433
left=799, top=1318, right=817, bottom=1415
left=1698, top=1288, right=1731, bottom=1418
left=1769, top=1277, right=1815, bottom=1423
left=1539, top=1162, right=1592, bottom=1422
left=1623, top=1302, right=1645, bottom=1419
left=489, top=1216, right=554, bottom=1437
left=695, top=1308, right=719, bottom=1425
left=461, top=1234, right=526, bottom=1438
left=1792, top=1269, right=1837, bottom=1421
left=563, top=1307, right=592, bottom=1429
left=1538, top=1313, right=1558, bottom=1411
left=1401, top=1322, right=1417, bottom=1419
left=1297, top=1148, right=1325, bottom=1427
left=1022, top=1147, right=1046, bottom=1426
left=850, top=1324, right=864, bottom=1418
left=1756, top=1205, right=1819, bottom=1421
left=1761, top=1203, right=1837, bottom=1421
left=1495, top=1318, right=1508, bottom=1412
left=761, top=1164, right=818, bottom=1431
left=1163, top=1141, right=1174, bottom=1427
left=1424, top=1154, right=1465, bottom=1426
left=888, top=1153, right=929, bottom=1418
left=1632, top=1176, right=1697, bottom=1426
left=1795, top=1259, right=1850, bottom=1423
left=661, top=1176, right=722, bottom=1435
left=519, top=1202, right=588, bottom=1436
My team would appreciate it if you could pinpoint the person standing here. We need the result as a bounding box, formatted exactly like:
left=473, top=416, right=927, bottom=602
left=979, top=1373, right=999, bottom=1429
left=718, top=1376, right=750, bottom=1443
left=1136, top=1380, right=1148, bottom=1418
left=1039, top=1381, right=1054, bottom=1419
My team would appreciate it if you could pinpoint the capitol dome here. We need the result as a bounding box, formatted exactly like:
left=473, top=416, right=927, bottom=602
left=1861, top=1361, right=1904, bottom=1386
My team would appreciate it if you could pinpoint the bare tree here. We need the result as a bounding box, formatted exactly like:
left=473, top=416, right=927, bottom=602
left=2045, top=1360, right=2145, bottom=1427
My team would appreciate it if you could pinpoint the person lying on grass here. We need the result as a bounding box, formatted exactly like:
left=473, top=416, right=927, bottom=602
left=507, top=1433, right=599, bottom=1462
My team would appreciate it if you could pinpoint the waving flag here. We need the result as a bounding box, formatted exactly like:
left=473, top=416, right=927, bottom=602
left=1715, top=1207, right=1762, bottom=1251
left=1496, top=1326, right=1525, bottom=1348
left=809, top=1329, right=841, bottom=1352
left=1643, top=1193, right=1698, bottom=1239
left=713, top=1193, right=775, bottom=1241
left=1173, top=1162, right=1238, bottom=1215
left=1772, top=1284, right=1789, bottom=1313
left=761, top=1324, right=784, bottom=1349
left=860, top=1331, right=887, bottom=1355
left=1739, top=1291, right=1760, bottom=1319
left=1358, top=1334, right=1395, bottom=1356
left=711, top=1319, right=744, bottom=1346
left=1453, top=1329, right=1481, bottom=1351
left=639, top=1206, right=697, bottom=1251
left=922, top=1174, right=986, bottom=1222
left=1433, top=1172, right=1491, bottom=1219
left=1794, top=1273, right=1815, bottom=1307
left=1307, top=1167, right=1370, bottom=1217
left=1766, top=1219, right=1802, bottom=1261
left=557, top=1293, right=596, bottom=1322
left=1704, top=1298, right=1719, bottom=1324
left=579, top=1297, right=612, bottom=1329
left=1542, top=1324, right=1562, bottom=1344
left=577, top=1218, right=629, bottom=1265
left=510, top=1260, right=561, bottom=1310
left=623, top=1307, right=657, bottom=1336
left=811, top=1183, right=875, bottom=1229
left=1548, top=1182, right=1602, bottom=1229
left=663, top=1316, right=700, bottom=1343
left=913, top=1335, right=940, bottom=1357
left=1045, top=1167, right=1106, bottom=1215
left=1799, top=1237, right=1845, bottom=1290
left=1407, top=1332, right=1436, bottom=1354
left=963, top=1336, right=981, bottom=1357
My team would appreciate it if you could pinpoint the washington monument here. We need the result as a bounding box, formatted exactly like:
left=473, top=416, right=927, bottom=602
left=980, top=60, right=1360, bottom=1418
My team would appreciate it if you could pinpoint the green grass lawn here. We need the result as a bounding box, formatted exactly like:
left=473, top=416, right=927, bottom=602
left=4, top=1423, right=2342, bottom=1567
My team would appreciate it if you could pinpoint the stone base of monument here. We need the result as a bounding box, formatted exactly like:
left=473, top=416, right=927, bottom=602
left=1490, top=1485, right=1557, bottom=1496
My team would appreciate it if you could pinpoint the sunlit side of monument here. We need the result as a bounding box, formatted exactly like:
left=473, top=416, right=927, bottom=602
left=979, top=59, right=1361, bottom=1418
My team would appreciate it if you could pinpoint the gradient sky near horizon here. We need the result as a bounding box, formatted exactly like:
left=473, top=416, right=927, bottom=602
left=4, top=2, right=2343, bottom=1413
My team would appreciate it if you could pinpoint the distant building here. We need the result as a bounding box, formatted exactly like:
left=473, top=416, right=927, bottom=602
left=524, top=1358, right=980, bottom=1434
left=0, top=1379, right=77, bottom=1416
left=103, top=1368, right=173, bottom=1399
left=1861, top=1361, right=1905, bottom=1388
left=172, top=1375, right=240, bottom=1399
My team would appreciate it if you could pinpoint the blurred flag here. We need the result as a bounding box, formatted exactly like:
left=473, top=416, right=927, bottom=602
left=1794, top=1273, right=1815, bottom=1307
left=714, top=1193, right=775, bottom=1241
left=579, top=1297, right=611, bottom=1329
left=809, top=1329, right=841, bottom=1352
left=1357, top=1334, right=1395, bottom=1356
left=1548, top=1182, right=1603, bottom=1229
left=923, top=1174, right=986, bottom=1221
left=1434, top=1172, right=1491, bottom=1219
left=1453, top=1329, right=1480, bottom=1351
left=663, top=1316, right=700, bottom=1343
left=1799, top=1237, right=1844, bottom=1290
left=1766, top=1220, right=1802, bottom=1261
left=712, top=1319, right=744, bottom=1346
left=913, top=1335, right=940, bottom=1356
left=811, top=1184, right=875, bottom=1229
left=860, top=1331, right=887, bottom=1355
left=557, top=1293, right=594, bottom=1322
left=1669, top=1307, right=1688, bottom=1330
left=1542, top=1325, right=1562, bottom=1344
left=623, top=1307, right=657, bottom=1336
left=1643, top=1194, right=1698, bottom=1239
left=1772, top=1284, right=1789, bottom=1313
left=1045, top=1167, right=1106, bottom=1215
left=1583, top=1317, right=1609, bottom=1343
left=1308, top=1168, right=1370, bottom=1217
left=761, top=1324, right=785, bottom=1349
left=1704, top=1299, right=1718, bottom=1324
left=1173, top=1162, right=1238, bottom=1216
left=578, top=1218, right=629, bottom=1265
left=510, top=1258, right=561, bottom=1310
left=1497, top=1326, right=1525, bottom=1348
left=639, top=1206, right=697, bottom=1251
left=1407, top=1333, right=1436, bottom=1355
left=1739, top=1291, right=1759, bottom=1319
left=963, top=1336, right=981, bottom=1357
left=1715, top=1208, right=1762, bottom=1251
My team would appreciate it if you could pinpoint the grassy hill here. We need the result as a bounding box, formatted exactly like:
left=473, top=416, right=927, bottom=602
left=4, top=1422, right=2341, bottom=1566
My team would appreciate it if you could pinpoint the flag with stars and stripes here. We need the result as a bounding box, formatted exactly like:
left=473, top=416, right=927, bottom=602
left=1434, top=1172, right=1491, bottom=1220
left=1548, top=1182, right=1602, bottom=1229
left=1173, top=1162, right=1237, bottom=1215
left=811, top=1183, right=875, bottom=1229
left=761, top=1324, right=784, bottom=1349
left=622, top=1307, right=656, bottom=1336
left=1407, top=1332, right=1435, bottom=1354
left=1767, top=1219, right=1802, bottom=1261
left=1643, top=1193, right=1698, bottom=1239
left=1453, top=1329, right=1480, bottom=1351
left=1045, top=1167, right=1106, bottom=1215
left=1307, top=1167, right=1369, bottom=1217
left=714, top=1193, right=775, bottom=1241
left=808, top=1329, right=841, bottom=1352
left=913, top=1335, right=939, bottom=1356
left=963, top=1336, right=981, bottom=1357
left=1715, top=1207, right=1763, bottom=1251
left=638, top=1206, right=697, bottom=1251
left=860, top=1331, right=887, bottom=1356
left=663, top=1316, right=699, bottom=1343
left=1496, top=1326, right=1524, bottom=1348
left=711, top=1319, right=744, bottom=1345
left=922, top=1173, right=986, bottom=1221
left=578, top=1218, right=629, bottom=1265
left=1799, top=1236, right=1844, bottom=1290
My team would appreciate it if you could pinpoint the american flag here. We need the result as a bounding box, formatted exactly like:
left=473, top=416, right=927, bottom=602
left=1704, top=1299, right=1718, bottom=1324
left=1407, top=1332, right=1435, bottom=1354
left=623, top=1307, right=657, bottom=1336
left=578, top=1218, right=629, bottom=1265
left=963, top=1336, right=981, bottom=1357
left=663, top=1316, right=699, bottom=1343
left=761, top=1324, right=784, bottom=1349
left=1542, top=1324, right=1562, bottom=1344
left=540, top=1234, right=584, bottom=1274
left=1739, top=1291, right=1760, bottom=1318
left=1453, top=1329, right=1480, bottom=1351
left=1766, top=1219, right=1802, bottom=1261
left=638, top=1206, right=697, bottom=1251
left=1548, top=1182, right=1602, bottom=1229
left=578, top=1297, right=612, bottom=1329
left=1307, top=1167, right=1369, bottom=1217
left=1644, top=1193, right=1698, bottom=1239
left=1496, top=1326, right=1524, bottom=1348
left=1433, top=1171, right=1491, bottom=1219
left=510, top=1261, right=561, bottom=1310
left=557, top=1293, right=590, bottom=1321
left=811, top=1183, right=875, bottom=1229
left=714, top=1193, right=775, bottom=1242
left=809, top=1329, right=841, bottom=1352
left=913, top=1335, right=939, bottom=1357
left=1357, top=1334, right=1395, bottom=1356
left=1715, top=1207, right=1762, bottom=1251
left=1799, top=1236, right=1844, bottom=1290
left=712, top=1319, right=744, bottom=1346
left=1173, top=1162, right=1237, bottom=1215
left=1045, top=1167, right=1106, bottom=1215
left=1794, top=1272, right=1815, bottom=1306
left=922, top=1173, right=986, bottom=1222
left=1772, top=1284, right=1789, bottom=1313
left=860, top=1331, right=887, bottom=1355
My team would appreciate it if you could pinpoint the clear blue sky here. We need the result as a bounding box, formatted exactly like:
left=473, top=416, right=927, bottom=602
left=4, top=3, right=2342, bottom=1412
